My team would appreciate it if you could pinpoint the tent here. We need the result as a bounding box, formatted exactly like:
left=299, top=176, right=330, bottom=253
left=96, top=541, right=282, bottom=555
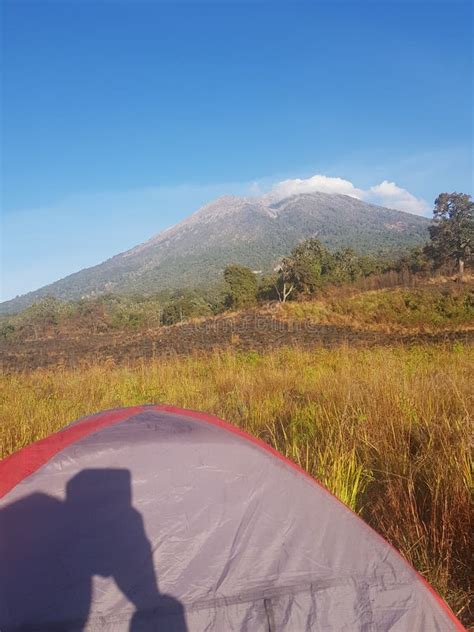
left=0, top=405, right=465, bottom=631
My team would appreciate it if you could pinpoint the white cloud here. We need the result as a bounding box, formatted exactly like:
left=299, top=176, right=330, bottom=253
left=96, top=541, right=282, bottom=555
left=267, top=174, right=365, bottom=201
left=366, top=180, right=430, bottom=215
left=265, top=173, right=429, bottom=216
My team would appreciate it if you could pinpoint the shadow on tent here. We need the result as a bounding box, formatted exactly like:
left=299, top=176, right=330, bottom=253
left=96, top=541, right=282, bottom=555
left=0, top=468, right=187, bottom=631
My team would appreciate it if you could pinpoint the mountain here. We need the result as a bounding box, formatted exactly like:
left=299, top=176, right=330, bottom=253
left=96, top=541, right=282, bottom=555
left=1, top=191, right=430, bottom=314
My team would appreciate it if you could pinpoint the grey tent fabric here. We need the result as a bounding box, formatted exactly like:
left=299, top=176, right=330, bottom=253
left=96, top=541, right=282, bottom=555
left=0, top=406, right=464, bottom=631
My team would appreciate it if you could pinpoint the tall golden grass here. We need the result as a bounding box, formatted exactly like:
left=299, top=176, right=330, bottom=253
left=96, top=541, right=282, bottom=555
left=1, top=344, right=472, bottom=623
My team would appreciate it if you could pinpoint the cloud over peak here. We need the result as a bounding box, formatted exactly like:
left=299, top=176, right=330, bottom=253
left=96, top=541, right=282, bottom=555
left=270, top=174, right=365, bottom=200
left=266, top=174, right=430, bottom=216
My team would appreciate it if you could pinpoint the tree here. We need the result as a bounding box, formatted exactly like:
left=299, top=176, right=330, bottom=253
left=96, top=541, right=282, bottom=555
left=278, top=238, right=329, bottom=298
left=426, top=193, right=473, bottom=278
left=357, top=254, right=386, bottom=278
left=161, top=292, right=213, bottom=325
left=257, top=275, right=280, bottom=302
left=325, top=248, right=360, bottom=284
left=274, top=275, right=295, bottom=303
left=223, top=265, right=258, bottom=309
left=394, top=246, right=432, bottom=275
left=18, top=296, right=67, bottom=339
left=0, top=322, right=15, bottom=340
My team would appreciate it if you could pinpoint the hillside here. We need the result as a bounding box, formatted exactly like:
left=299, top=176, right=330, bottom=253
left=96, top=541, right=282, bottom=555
left=1, top=191, right=429, bottom=314
left=1, top=280, right=472, bottom=371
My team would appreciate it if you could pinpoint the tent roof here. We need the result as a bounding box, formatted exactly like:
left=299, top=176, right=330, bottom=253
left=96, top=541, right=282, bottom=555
left=0, top=406, right=464, bottom=631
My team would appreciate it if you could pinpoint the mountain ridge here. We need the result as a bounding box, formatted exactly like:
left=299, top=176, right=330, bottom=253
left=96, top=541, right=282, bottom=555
left=1, top=191, right=430, bottom=314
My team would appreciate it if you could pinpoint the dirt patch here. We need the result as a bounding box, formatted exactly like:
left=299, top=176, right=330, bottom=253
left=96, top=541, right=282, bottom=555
left=1, top=313, right=472, bottom=371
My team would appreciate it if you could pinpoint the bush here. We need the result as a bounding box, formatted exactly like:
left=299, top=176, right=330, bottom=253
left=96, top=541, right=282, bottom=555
left=161, top=294, right=213, bottom=326
left=224, top=265, right=258, bottom=308
left=0, top=322, right=15, bottom=340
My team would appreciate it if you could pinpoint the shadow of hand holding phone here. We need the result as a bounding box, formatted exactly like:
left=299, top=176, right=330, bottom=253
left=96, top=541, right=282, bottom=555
left=0, top=468, right=187, bottom=631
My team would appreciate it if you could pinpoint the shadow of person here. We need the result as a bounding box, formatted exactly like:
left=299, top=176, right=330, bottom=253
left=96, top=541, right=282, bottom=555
left=0, top=469, right=188, bottom=631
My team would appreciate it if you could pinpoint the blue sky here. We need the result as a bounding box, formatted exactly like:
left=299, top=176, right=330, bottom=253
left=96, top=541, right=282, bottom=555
left=1, top=1, right=472, bottom=301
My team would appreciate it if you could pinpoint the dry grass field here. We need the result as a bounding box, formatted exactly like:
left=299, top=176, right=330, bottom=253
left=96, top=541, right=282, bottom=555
left=1, top=344, right=472, bottom=624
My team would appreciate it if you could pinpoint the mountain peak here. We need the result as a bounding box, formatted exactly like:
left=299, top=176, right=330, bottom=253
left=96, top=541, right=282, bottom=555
left=191, top=194, right=246, bottom=218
